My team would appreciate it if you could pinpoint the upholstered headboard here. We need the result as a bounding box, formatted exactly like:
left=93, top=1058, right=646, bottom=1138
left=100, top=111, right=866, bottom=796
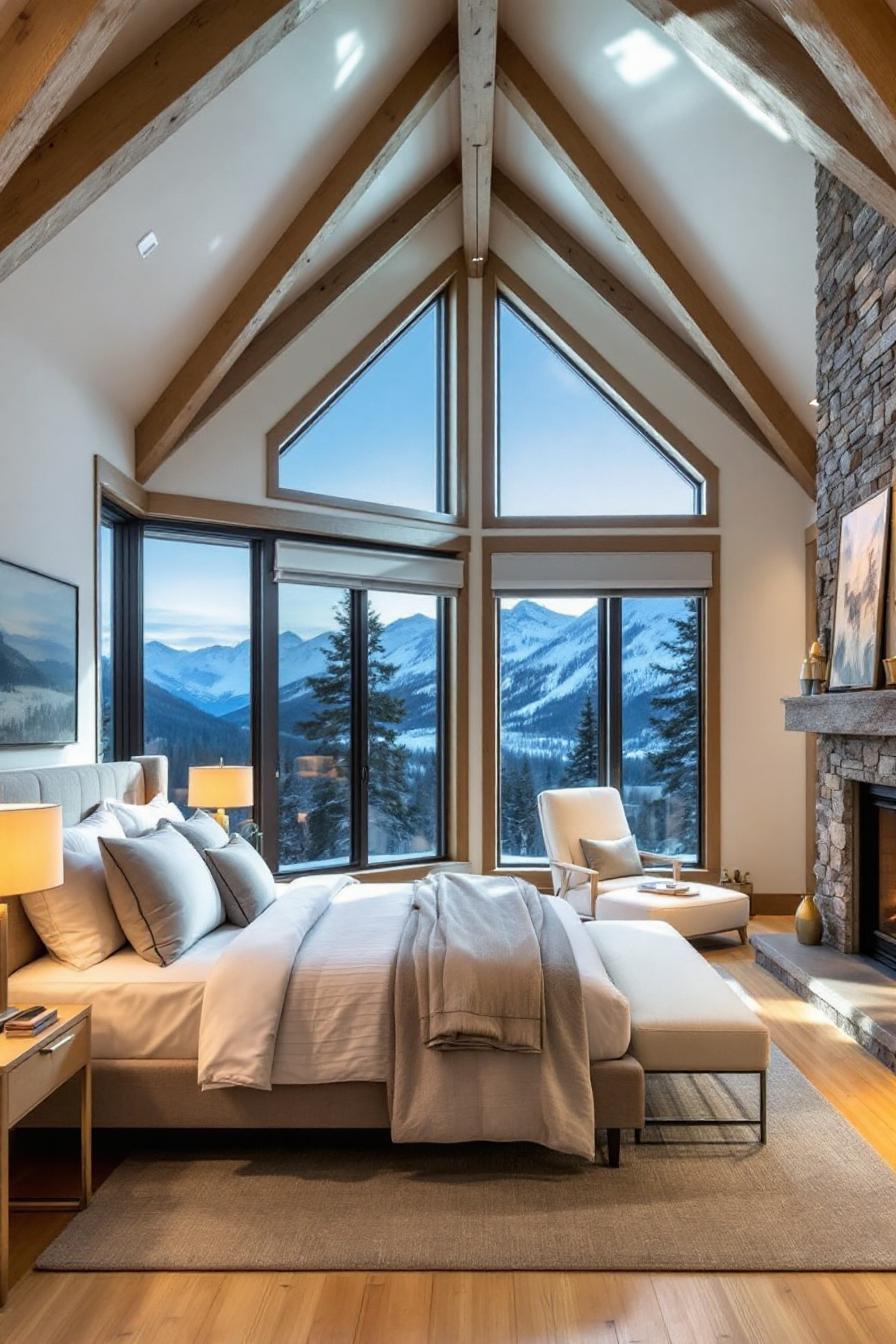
left=0, top=755, right=168, bottom=972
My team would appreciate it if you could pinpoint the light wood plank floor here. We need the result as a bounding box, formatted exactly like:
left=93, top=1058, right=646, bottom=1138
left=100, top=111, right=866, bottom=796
left=5, top=916, right=896, bottom=1343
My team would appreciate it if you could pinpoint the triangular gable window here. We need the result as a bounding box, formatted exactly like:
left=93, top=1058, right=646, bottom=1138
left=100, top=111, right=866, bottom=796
left=276, top=293, right=447, bottom=516
left=496, top=295, right=704, bottom=518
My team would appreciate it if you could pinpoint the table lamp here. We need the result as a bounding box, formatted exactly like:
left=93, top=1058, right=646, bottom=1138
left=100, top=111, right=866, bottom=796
left=0, top=803, right=63, bottom=1016
left=187, top=763, right=254, bottom=833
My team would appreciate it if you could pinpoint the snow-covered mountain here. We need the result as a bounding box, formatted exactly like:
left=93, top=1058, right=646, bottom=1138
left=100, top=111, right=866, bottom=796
left=143, top=599, right=687, bottom=758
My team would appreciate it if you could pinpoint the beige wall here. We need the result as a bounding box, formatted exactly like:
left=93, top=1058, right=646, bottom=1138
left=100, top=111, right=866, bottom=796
left=0, top=322, right=133, bottom=769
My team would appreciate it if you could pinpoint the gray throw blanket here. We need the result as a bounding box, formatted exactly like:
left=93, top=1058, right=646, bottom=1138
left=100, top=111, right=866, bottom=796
left=389, top=872, right=596, bottom=1160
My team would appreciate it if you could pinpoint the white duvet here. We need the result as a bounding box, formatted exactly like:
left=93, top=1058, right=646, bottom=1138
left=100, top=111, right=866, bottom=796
left=198, top=878, right=631, bottom=1089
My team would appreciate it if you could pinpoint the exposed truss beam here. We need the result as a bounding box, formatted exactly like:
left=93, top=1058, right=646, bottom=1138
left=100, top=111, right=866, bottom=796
left=458, top=0, right=497, bottom=277
left=492, top=168, right=774, bottom=452
left=627, top=0, right=896, bottom=228
left=767, top=0, right=896, bottom=181
left=135, top=24, right=459, bottom=483
left=0, top=0, right=139, bottom=197
left=496, top=29, right=815, bottom=495
left=180, top=164, right=461, bottom=443
left=0, top=0, right=331, bottom=284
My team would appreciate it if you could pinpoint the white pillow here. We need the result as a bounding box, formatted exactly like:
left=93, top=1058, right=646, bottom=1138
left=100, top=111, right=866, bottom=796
left=63, top=806, right=126, bottom=856
left=22, top=850, right=126, bottom=970
left=100, top=826, right=224, bottom=966
left=104, top=793, right=183, bottom=838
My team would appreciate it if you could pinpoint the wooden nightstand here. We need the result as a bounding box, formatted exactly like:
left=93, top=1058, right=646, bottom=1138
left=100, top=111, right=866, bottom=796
left=0, top=1005, right=91, bottom=1306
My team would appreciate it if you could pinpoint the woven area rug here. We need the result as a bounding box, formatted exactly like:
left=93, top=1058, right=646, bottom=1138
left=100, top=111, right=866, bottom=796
left=38, top=1046, right=896, bottom=1272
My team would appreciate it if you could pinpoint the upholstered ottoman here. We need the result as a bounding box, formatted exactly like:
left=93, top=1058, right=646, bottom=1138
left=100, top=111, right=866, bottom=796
left=590, top=880, right=750, bottom=941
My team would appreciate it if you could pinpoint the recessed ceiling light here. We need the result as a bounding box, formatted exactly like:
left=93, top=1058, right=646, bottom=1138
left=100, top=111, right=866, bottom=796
left=137, top=231, right=158, bottom=260
left=809, top=397, right=819, bottom=408
left=472, top=255, right=484, bottom=264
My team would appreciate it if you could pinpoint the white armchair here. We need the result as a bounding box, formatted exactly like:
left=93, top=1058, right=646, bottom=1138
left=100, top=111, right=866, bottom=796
left=537, top=787, right=750, bottom=941
left=537, top=787, right=682, bottom=919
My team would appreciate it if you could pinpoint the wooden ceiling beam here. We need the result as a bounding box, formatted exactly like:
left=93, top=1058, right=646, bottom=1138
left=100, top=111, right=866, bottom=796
left=135, top=24, right=459, bottom=483
left=458, top=0, right=497, bottom=277
left=0, top=0, right=331, bottom=284
left=626, top=0, right=896, bottom=228
left=0, top=0, right=139, bottom=197
left=492, top=167, right=774, bottom=452
left=180, top=163, right=461, bottom=443
left=767, top=0, right=896, bottom=181
left=496, top=29, right=815, bottom=495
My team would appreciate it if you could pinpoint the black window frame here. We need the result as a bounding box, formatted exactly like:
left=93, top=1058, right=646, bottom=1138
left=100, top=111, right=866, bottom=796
left=99, top=508, right=451, bottom=878
left=496, top=591, right=705, bottom=868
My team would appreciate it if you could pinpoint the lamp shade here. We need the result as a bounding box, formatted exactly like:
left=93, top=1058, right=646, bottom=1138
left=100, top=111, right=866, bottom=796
left=0, top=803, right=64, bottom=897
left=188, top=765, right=254, bottom=810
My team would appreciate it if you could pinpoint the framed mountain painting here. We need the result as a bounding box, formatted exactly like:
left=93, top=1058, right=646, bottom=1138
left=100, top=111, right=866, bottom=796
left=0, top=558, right=78, bottom=746
left=829, top=488, right=890, bottom=691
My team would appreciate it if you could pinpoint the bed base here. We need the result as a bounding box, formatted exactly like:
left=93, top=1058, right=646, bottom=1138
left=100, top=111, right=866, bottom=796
left=22, top=1056, right=645, bottom=1167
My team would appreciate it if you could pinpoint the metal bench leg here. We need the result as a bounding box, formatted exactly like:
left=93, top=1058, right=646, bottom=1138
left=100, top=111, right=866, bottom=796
left=760, top=1070, right=767, bottom=1144
left=606, top=1128, right=621, bottom=1168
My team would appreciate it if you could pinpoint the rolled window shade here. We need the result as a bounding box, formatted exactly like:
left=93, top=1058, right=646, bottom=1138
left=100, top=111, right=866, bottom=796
left=275, top=540, right=463, bottom=594
left=491, top=550, right=713, bottom=593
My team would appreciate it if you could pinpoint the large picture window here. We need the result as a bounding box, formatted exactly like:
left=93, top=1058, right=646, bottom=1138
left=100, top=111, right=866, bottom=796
left=142, top=534, right=253, bottom=822
left=273, top=291, right=449, bottom=518
left=101, top=512, right=453, bottom=878
left=498, top=594, right=703, bottom=866
left=493, top=291, right=707, bottom=521
left=277, top=583, right=445, bottom=872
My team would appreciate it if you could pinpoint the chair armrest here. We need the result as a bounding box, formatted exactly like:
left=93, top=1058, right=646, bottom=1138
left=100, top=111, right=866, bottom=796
left=550, top=861, right=601, bottom=918
left=639, top=851, right=683, bottom=881
left=552, top=861, right=598, bottom=879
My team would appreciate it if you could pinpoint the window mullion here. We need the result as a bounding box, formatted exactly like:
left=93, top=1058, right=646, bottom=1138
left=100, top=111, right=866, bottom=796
left=352, top=589, right=370, bottom=868
left=606, top=598, right=622, bottom=792
left=254, top=538, right=279, bottom=871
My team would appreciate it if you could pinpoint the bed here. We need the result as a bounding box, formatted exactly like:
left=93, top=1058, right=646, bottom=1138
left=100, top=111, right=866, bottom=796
left=1, top=757, right=645, bottom=1150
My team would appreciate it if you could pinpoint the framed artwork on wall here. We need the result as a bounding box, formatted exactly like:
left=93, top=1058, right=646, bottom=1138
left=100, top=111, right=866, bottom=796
left=0, top=557, right=78, bottom=746
left=829, top=487, right=891, bottom=691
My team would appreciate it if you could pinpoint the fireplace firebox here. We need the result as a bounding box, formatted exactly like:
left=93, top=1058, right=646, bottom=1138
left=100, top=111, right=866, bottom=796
left=859, top=784, right=896, bottom=973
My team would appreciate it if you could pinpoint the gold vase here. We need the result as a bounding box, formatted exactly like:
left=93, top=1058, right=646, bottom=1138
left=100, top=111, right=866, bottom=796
left=795, top=893, right=823, bottom=946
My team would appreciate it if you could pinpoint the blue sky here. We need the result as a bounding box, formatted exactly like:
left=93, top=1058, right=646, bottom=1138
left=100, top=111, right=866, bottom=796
left=279, top=301, right=441, bottom=513
left=142, top=538, right=431, bottom=649
left=498, top=300, right=699, bottom=517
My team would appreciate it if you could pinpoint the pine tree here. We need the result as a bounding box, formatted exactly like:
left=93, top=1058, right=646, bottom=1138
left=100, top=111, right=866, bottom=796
left=501, top=754, right=539, bottom=858
left=646, top=598, right=700, bottom=855
left=297, top=593, right=411, bottom=858
left=561, top=684, right=599, bottom=787
left=298, top=593, right=353, bottom=860
left=366, top=600, right=413, bottom=852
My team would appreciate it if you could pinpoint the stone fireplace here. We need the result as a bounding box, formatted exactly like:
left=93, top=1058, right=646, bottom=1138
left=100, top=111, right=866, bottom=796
left=858, top=783, right=896, bottom=972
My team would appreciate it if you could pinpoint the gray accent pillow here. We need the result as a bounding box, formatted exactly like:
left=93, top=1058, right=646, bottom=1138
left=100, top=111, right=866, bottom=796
left=579, top=834, right=644, bottom=881
left=205, top=835, right=276, bottom=927
left=22, top=850, right=125, bottom=970
left=99, top=826, right=225, bottom=966
left=159, top=809, right=229, bottom=855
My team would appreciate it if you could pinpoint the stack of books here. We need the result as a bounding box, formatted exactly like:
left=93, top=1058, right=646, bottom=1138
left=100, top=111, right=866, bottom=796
left=5, top=1007, right=58, bottom=1037
left=637, top=878, right=695, bottom=897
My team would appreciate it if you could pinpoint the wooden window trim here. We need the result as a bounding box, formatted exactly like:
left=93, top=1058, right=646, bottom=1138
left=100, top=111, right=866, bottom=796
left=481, top=534, right=721, bottom=885
left=482, top=257, right=720, bottom=530
left=266, top=253, right=469, bottom=528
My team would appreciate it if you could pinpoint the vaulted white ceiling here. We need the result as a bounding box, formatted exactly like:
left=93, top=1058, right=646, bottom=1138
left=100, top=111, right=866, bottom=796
left=0, top=0, right=817, bottom=445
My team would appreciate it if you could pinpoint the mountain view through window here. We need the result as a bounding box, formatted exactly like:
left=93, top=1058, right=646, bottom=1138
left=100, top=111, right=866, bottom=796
left=499, top=595, right=701, bottom=865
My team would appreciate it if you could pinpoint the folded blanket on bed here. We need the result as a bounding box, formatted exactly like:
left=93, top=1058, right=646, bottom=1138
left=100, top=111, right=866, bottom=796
left=390, top=872, right=596, bottom=1160
left=415, top=871, right=544, bottom=1052
left=198, top=874, right=355, bottom=1090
